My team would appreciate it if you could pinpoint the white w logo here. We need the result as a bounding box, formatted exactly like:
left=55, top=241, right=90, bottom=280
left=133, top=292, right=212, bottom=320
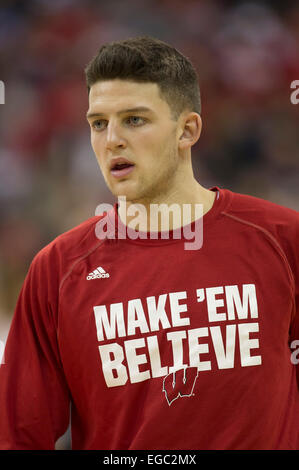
left=162, top=367, right=199, bottom=406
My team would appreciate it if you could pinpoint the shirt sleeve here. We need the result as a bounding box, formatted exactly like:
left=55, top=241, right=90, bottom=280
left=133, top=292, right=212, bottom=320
left=286, top=213, right=299, bottom=388
left=0, top=246, right=70, bottom=449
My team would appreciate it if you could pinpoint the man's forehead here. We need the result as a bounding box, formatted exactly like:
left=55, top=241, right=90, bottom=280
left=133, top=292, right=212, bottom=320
left=87, top=79, right=164, bottom=112
left=90, top=79, right=159, bottom=99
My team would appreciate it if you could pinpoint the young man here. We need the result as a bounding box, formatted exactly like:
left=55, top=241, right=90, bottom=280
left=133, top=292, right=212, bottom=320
left=0, top=36, right=298, bottom=450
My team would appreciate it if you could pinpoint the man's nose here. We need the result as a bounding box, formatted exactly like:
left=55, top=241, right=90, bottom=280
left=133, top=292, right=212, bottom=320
left=106, top=120, right=126, bottom=150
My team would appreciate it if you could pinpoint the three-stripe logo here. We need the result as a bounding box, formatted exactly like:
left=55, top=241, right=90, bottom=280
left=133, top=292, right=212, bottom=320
left=86, top=266, right=110, bottom=280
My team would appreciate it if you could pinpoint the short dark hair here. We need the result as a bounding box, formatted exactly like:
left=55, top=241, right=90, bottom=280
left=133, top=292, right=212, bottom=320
left=84, top=36, right=201, bottom=120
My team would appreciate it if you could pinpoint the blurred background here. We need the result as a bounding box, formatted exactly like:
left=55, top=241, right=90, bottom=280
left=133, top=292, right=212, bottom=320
left=0, top=0, right=298, bottom=449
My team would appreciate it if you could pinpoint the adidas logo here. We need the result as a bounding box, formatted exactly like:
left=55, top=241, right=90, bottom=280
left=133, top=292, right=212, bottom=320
left=86, top=266, right=110, bottom=280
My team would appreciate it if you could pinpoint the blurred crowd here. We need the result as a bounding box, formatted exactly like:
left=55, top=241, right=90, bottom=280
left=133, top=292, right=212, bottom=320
left=0, top=0, right=298, bottom=447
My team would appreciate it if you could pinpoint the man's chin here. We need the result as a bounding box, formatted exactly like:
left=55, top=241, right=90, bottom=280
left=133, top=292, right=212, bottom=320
left=110, top=185, right=141, bottom=204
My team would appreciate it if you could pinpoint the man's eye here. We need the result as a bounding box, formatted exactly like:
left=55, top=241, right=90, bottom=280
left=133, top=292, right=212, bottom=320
left=126, top=116, right=145, bottom=126
left=92, top=120, right=106, bottom=130
left=91, top=116, right=145, bottom=130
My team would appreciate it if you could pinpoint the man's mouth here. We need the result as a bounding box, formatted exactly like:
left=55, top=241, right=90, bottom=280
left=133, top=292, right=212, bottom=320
left=110, top=162, right=135, bottom=178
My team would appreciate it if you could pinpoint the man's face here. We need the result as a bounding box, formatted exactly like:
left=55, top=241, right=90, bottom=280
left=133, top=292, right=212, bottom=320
left=86, top=79, right=182, bottom=204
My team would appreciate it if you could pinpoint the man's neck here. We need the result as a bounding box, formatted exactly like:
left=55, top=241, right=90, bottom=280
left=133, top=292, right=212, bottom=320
left=117, top=182, right=216, bottom=232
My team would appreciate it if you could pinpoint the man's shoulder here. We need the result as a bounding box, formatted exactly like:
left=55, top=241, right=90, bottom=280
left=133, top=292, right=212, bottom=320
left=32, top=213, right=108, bottom=270
left=220, top=188, right=299, bottom=267
left=222, top=188, right=299, bottom=229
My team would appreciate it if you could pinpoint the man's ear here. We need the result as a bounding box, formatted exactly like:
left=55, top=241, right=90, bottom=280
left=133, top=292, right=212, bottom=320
left=178, top=112, right=202, bottom=150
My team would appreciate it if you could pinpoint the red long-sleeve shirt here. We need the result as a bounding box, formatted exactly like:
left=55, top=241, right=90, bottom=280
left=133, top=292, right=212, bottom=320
left=0, top=187, right=298, bottom=449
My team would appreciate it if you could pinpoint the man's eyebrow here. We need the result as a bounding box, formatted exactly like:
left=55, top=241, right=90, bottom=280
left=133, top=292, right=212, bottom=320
left=86, top=106, right=153, bottom=119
